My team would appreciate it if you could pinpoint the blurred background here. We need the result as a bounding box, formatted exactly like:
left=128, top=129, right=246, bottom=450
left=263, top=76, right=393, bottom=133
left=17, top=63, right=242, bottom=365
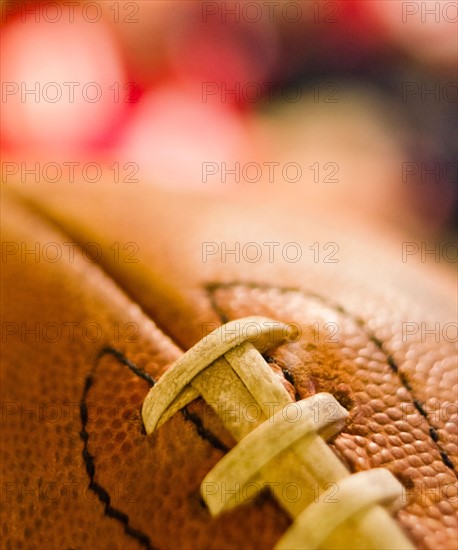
left=1, top=0, right=457, bottom=243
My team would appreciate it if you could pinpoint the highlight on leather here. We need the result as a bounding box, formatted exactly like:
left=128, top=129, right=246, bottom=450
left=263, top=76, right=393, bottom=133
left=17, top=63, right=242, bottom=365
left=142, top=317, right=414, bottom=550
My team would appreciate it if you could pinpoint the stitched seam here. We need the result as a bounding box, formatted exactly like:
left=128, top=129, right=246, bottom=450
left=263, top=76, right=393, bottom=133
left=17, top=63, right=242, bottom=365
left=100, top=348, right=229, bottom=450
left=80, top=355, right=155, bottom=550
left=181, top=407, right=230, bottom=453
left=205, top=281, right=457, bottom=476
left=98, top=347, right=157, bottom=385
left=80, top=347, right=227, bottom=546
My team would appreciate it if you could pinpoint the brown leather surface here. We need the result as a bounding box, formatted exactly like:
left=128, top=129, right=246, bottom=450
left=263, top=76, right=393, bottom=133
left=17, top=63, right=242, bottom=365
left=1, top=182, right=457, bottom=549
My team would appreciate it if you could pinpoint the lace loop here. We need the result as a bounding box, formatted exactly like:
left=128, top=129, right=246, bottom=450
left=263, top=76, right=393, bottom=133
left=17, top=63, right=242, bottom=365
left=202, top=393, right=348, bottom=515
left=142, top=316, right=293, bottom=433
left=275, top=469, right=404, bottom=550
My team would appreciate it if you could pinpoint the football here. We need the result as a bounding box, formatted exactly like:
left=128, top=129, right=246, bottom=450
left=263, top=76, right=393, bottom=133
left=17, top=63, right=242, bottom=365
left=1, top=180, right=456, bottom=549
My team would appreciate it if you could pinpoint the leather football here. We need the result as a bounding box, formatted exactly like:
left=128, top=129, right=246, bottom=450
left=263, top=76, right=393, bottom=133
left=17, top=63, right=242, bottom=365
left=1, top=180, right=457, bottom=549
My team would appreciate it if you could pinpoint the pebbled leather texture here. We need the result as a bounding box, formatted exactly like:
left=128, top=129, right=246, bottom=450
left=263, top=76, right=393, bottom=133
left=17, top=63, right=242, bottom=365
left=1, top=182, right=457, bottom=549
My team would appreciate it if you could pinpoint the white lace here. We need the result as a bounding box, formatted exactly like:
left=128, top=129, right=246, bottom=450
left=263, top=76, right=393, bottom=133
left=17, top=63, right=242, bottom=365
left=142, top=317, right=413, bottom=550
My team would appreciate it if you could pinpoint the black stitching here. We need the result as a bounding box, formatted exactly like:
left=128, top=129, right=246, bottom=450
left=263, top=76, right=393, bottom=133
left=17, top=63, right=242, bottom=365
left=281, top=368, right=296, bottom=387
left=429, top=427, right=440, bottom=443
left=440, top=452, right=455, bottom=470
left=386, top=355, right=399, bottom=374
left=281, top=367, right=301, bottom=401
left=264, top=357, right=297, bottom=387
left=413, top=399, right=428, bottom=417
left=80, top=349, right=156, bottom=550
left=181, top=407, right=229, bottom=453
left=399, top=372, right=413, bottom=392
left=101, top=345, right=229, bottom=453
left=81, top=347, right=229, bottom=548
left=206, top=283, right=229, bottom=324
left=98, top=346, right=156, bottom=386
left=205, top=281, right=457, bottom=476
